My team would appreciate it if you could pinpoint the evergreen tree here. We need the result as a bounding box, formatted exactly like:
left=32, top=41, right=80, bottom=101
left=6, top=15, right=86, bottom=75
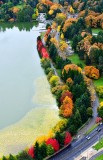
left=2, top=156, right=7, bottom=160
left=35, top=142, right=43, bottom=160
left=9, top=154, right=16, bottom=160
left=55, top=132, right=64, bottom=148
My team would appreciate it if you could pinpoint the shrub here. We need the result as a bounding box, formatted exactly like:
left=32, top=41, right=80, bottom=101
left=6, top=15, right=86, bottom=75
left=84, top=66, right=100, bottom=79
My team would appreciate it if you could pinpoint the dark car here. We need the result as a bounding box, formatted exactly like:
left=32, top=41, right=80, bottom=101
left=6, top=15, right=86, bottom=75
left=96, top=128, right=101, bottom=132
left=97, top=128, right=101, bottom=132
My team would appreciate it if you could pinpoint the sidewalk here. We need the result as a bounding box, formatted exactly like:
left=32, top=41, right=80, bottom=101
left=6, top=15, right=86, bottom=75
left=75, top=142, right=103, bottom=160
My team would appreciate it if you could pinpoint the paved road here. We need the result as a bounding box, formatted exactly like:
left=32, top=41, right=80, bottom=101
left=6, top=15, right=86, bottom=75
left=77, top=90, right=99, bottom=139
left=47, top=125, right=103, bottom=160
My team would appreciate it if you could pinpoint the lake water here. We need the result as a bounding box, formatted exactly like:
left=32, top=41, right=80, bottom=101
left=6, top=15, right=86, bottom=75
left=0, top=23, right=59, bottom=156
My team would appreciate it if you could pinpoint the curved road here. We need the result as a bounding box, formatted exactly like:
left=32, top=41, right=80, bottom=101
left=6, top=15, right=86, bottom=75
left=47, top=125, right=103, bottom=160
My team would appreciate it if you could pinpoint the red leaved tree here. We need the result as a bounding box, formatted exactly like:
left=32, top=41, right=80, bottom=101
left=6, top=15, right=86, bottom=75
left=64, top=131, right=72, bottom=145
left=28, top=146, right=35, bottom=158
left=46, top=138, right=60, bottom=152
left=60, top=91, right=73, bottom=103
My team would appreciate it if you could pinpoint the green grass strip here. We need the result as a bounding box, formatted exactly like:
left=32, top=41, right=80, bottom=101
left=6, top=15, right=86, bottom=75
left=95, top=154, right=103, bottom=160
left=85, top=124, right=98, bottom=135
left=93, top=138, right=103, bottom=151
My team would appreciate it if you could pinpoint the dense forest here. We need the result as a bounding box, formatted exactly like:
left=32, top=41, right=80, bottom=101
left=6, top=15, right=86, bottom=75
left=0, top=0, right=103, bottom=23
left=0, top=0, right=38, bottom=21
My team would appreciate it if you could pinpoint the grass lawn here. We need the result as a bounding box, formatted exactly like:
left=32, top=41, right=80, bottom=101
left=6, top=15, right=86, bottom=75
left=56, top=69, right=62, bottom=77
left=69, top=54, right=85, bottom=68
left=92, top=28, right=103, bottom=34
left=93, top=77, right=103, bottom=87
left=40, top=32, right=45, bottom=39
left=85, top=124, right=98, bottom=135
left=93, top=77, right=103, bottom=102
left=93, top=138, right=103, bottom=151
left=95, top=154, right=103, bottom=160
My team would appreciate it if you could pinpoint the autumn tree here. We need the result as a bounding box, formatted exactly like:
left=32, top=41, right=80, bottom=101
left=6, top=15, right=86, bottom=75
left=46, top=138, right=60, bottom=152
left=60, top=96, right=73, bottom=118
left=84, top=66, right=100, bottom=79
left=55, top=13, right=66, bottom=25
left=49, top=75, right=59, bottom=87
left=97, top=102, right=103, bottom=118
left=64, top=131, right=72, bottom=145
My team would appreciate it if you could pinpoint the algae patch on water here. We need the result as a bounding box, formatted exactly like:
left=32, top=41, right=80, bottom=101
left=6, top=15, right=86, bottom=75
left=32, top=76, right=56, bottom=106
left=0, top=107, right=60, bottom=156
left=0, top=76, right=60, bottom=156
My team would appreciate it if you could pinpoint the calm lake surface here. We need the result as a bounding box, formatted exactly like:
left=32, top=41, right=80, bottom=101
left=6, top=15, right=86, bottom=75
left=0, top=23, right=59, bottom=156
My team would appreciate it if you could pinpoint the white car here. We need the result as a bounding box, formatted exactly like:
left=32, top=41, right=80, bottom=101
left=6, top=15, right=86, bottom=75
left=86, top=136, right=91, bottom=140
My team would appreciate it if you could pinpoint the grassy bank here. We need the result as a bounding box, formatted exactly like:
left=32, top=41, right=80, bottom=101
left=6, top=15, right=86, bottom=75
left=92, top=28, right=103, bottom=34
left=95, top=154, right=103, bottom=160
left=69, top=54, right=85, bottom=68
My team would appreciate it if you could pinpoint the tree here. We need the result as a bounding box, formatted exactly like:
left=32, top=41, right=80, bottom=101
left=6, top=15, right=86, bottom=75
left=9, top=154, right=17, bottom=160
left=68, top=124, right=77, bottom=135
left=46, top=138, right=60, bottom=152
left=64, top=131, right=72, bottom=145
left=85, top=55, right=91, bottom=65
left=46, top=145, right=54, bottom=156
left=84, top=66, right=100, bottom=79
left=41, top=58, right=51, bottom=69
left=17, top=5, right=34, bottom=22
left=16, top=151, right=33, bottom=160
left=28, top=146, right=35, bottom=158
left=71, top=82, right=87, bottom=100
left=60, top=91, right=73, bottom=103
left=73, top=109, right=82, bottom=129
left=2, top=156, right=7, bottom=160
left=72, top=35, right=78, bottom=51
left=55, top=131, right=64, bottom=148
left=87, top=107, right=93, bottom=117
left=79, top=105, right=88, bottom=123
left=60, top=96, right=73, bottom=118
left=49, top=43, right=58, bottom=63
left=35, top=142, right=42, bottom=160
left=49, top=75, right=59, bottom=87
left=97, top=102, right=103, bottom=119
left=98, top=56, right=103, bottom=75
left=39, top=143, right=47, bottom=158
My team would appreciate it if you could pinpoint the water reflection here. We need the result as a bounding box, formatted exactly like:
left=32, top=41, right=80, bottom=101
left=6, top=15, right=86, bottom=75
left=0, top=22, right=39, bottom=32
